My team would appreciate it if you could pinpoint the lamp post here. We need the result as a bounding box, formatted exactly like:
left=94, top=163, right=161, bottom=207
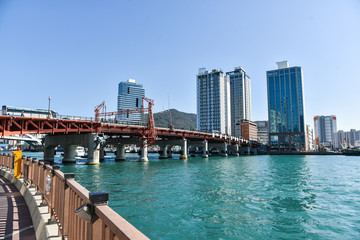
left=48, top=96, right=51, bottom=118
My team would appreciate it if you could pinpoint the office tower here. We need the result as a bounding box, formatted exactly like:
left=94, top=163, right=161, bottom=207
left=314, top=115, right=337, bottom=148
left=197, top=68, right=231, bottom=135
left=240, top=120, right=257, bottom=141
left=227, top=67, right=252, bottom=138
left=117, top=79, right=145, bottom=122
left=254, top=120, right=268, bottom=144
left=267, top=61, right=307, bottom=151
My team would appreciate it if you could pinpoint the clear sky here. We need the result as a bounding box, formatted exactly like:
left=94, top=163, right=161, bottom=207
left=0, top=0, right=359, bottom=131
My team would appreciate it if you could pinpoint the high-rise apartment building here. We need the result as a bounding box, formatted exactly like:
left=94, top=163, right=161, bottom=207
left=306, top=124, right=315, bottom=151
left=333, top=129, right=360, bottom=149
left=117, top=79, right=145, bottom=122
left=267, top=61, right=307, bottom=151
left=197, top=68, right=231, bottom=135
left=314, top=115, right=337, bottom=147
left=227, top=67, right=252, bottom=138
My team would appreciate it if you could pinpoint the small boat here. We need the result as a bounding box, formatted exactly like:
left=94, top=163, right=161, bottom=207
left=75, top=146, right=86, bottom=158
left=60, top=146, right=87, bottom=158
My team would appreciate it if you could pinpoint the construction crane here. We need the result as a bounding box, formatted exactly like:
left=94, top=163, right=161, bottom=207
left=94, top=97, right=157, bottom=145
left=94, top=101, right=105, bottom=122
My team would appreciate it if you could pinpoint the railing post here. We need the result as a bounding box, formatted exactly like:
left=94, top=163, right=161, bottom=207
left=49, top=165, right=60, bottom=221
left=62, top=173, right=75, bottom=238
left=89, top=192, right=109, bottom=240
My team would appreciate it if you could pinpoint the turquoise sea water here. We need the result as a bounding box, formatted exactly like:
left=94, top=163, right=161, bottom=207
left=23, top=152, right=360, bottom=239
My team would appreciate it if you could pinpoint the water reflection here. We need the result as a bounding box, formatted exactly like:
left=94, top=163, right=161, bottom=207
left=266, top=155, right=317, bottom=238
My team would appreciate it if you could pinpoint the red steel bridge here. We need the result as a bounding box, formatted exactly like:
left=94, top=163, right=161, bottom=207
left=1, top=98, right=259, bottom=163
left=0, top=115, right=255, bottom=147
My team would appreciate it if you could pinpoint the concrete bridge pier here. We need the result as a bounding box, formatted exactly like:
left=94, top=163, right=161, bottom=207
left=228, top=145, right=239, bottom=156
left=221, top=142, right=228, bottom=157
left=86, top=133, right=101, bottom=165
left=139, top=139, right=148, bottom=162
left=44, top=145, right=56, bottom=163
left=63, top=145, right=77, bottom=163
left=234, top=145, right=239, bottom=156
left=202, top=140, right=208, bottom=158
left=115, top=144, right=126, bottom=161
left=179, top=139, right=188, bottom=160
left=159, top=145, right=168, bottom=159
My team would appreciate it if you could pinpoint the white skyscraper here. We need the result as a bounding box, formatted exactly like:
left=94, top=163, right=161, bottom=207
left=197, top=68, right=231, bottom=135
left=314, top=115, right=337, bottom=147
left=227, top=67, right=252, bottom=137
left=117, top=79, right=145, bottom=122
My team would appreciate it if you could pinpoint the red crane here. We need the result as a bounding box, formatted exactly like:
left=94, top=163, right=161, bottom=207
left=94, top=97, right=157, bottom=145
left=94, top=101, right=105, bottom=122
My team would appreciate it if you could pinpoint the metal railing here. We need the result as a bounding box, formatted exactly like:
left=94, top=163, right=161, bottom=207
left=56, top=114, right=95, bottom=121
left=0, top=153, right=149, bottom=240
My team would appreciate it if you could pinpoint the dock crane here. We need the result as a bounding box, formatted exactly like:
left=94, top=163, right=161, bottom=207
left=94, top=97, right=157, bottom=145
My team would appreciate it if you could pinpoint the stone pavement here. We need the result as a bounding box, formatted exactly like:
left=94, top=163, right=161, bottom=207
left=0, top=175, right=35, bottom=240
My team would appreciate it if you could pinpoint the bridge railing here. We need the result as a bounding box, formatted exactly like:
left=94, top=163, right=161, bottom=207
left=56, top=114, right=95, bottom=121
left=0, top=153, right=149, bottom=240
left=0, top=153, right=13, bottom=169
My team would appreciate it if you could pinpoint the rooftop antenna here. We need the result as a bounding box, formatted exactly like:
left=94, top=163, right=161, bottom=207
left=168, top=94, right=173, bottom=130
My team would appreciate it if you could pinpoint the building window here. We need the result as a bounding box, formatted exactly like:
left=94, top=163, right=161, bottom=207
left=128, top=87, right=130, bottom=94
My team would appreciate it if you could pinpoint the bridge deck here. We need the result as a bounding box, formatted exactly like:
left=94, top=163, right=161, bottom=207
left=0, top=175, right=35, bottom=240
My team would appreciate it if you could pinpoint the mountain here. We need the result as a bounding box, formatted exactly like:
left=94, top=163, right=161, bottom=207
left=153, top=109, right=196, bottom=131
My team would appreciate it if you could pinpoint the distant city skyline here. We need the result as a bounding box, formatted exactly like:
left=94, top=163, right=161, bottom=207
left=0, top=1, right=359, bottom=131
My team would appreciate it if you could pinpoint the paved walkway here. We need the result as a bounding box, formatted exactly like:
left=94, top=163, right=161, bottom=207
left=0, top=175, right=35, bottom=240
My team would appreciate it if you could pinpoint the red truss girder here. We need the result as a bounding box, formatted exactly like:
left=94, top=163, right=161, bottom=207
left=0, top=116, right=99, bottom=136
left=0, top=116, right=259, bottom=147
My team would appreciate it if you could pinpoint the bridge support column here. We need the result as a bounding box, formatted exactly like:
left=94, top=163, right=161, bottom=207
left=222, top=142, right=228, bottom=157
left=115, top=144, right=126, bottom=161
left=159, top=145, right=168, bottom=159
left=231, top=145, right=239, bottom=156
left=63, top=145, right=77, bottom=163
left=202, top=140, right=208, bottom=158
left=44, top=145, right=56, bottom=163
left=139, top=139, right=148, bottom=162
left=87, top=134, right=100, bottom=165
left=180, top=139, right=188, bottom=160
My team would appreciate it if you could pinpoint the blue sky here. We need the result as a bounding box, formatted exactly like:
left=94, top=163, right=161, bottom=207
left=0, top=0, right=359, bottom=131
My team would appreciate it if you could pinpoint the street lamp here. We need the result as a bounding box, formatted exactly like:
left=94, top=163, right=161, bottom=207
left=48, top=96, right=51, bottom=118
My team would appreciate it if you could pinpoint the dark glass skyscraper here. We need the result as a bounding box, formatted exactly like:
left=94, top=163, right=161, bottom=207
left=267, top=61, right=307, bottom=151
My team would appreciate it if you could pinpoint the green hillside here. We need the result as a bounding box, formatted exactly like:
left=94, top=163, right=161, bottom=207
left=153, top=109, right=196, bottom=131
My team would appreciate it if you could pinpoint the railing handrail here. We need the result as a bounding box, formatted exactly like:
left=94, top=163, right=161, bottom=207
left=0, top=153, right=149, bottom=240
